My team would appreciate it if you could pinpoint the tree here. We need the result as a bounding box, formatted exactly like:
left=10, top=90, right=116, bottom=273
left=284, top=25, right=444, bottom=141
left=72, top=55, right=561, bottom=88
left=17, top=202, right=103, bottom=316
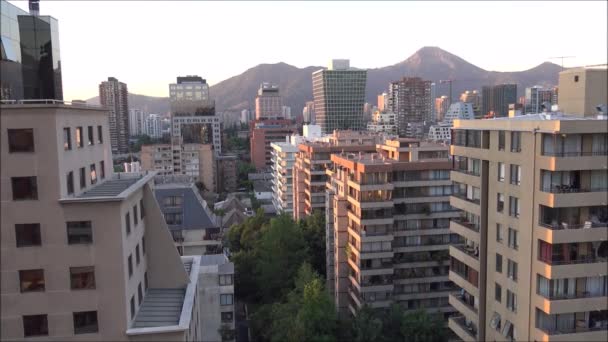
left=351, top=305, right=383, bottom=342
left=400, top=309, right=446, bottom=342
left=299, top=211, right=326, bottom=277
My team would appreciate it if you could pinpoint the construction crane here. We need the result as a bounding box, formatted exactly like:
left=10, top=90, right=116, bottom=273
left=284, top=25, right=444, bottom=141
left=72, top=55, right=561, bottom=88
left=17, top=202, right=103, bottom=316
left=549, top=56, right=575, bottom=71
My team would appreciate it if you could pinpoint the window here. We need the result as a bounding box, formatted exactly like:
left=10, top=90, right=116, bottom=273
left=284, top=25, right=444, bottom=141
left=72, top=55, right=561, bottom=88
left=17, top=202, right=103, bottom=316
left=508, top=228, right=518, bottom=250
left=90, top=164, right=97, bottom=185
left=79, top=167, right=86, bottom=189
left=23, top=314, right=48, bottom=337
left=507, top=259, right=518, bottom=282
left=506, top=290, right=517, bottom=312
left=8, top=128, right=34, bottom=152
left=87, top=126, right=94, bottom=145
left=510, top=164, right=521, bottom=185
left=144, top=272, right=148, bottom=290
left=97, top=126, right=103, bottom=144
left=497, top=193, right=504, bottom=212
left=64, top=127, right=72, bottom=150
left=142, top=237, right=146, bottom=255
left=498, top=162, right=505, bottom=182
left=136, top=245, right=141, bottom=265
left=19, top=269, right=45, bottom=292
left=73, top=311, right=98, bottom=334
left=67, top=221, right=93, bottom=244
left=138, top=283, right=143, bottom=304
left=574, top=75, right=579, bottom=82
left=220, top=294, right=234, bottom=306
left=496, top=254, right=503, bottom=273
left=495, top=283, right=502, bottom=302
left=164, top=212, right=182, bottom=225
left=509, top=196, right=520, bottom=218
left=70, top=266, right=95, bottom=290
left=140, top=199, right=145, bottom=219
left=11, top=177, right=38, bottom=200
left=163, top=196, right=183, bottom=207
left=496, top=223, right=503, bottom=243
left=510, top=131, right=521, bottom=152
left=219, top=274, right=233, bottom=286
left=15, top=224, right=41, bottom=247
left=100, top=161, right=105, bottom=179
left=76, top=127, right=83, bottom=148
left=133, top=206, right=138, bottom=226
left=128, top=254, right=133, bottom=277
left=130, top=296, right=136, bottom=319
left=498, top=131, right=505, bottom=151
left=67, top=171, right=74, bottom=195
left=125, top=213, right=131, bottom=235
left=221, top=312, right=234, bottom=323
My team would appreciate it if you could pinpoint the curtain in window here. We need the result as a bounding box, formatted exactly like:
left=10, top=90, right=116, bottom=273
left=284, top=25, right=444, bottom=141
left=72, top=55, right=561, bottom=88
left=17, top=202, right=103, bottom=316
left=543, top=134, right=556, bottom=155
left=591, top=170, right=608, bottom=190
left=556, top=313, right=575, bottom=333
left=564, top=135, right=581, bottom=155
left=586, top=276, right=604, bottom=296
left=592, top=133, right=607, bottom=153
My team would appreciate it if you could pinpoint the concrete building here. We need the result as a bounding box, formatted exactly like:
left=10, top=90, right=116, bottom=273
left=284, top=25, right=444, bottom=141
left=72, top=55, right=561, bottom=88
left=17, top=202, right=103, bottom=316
left=388, top=77, right=432, bottom=137
left=460, top=90, right=482, bottom=117
left=216, top=154, right=238, bottom=194
left=429, top=83, right=437, bottom=122
left=377, top=92, right=389, bottom=112
left=240, top=109, right=251, bottom=125
left=282, top=106, right=292, bottom=120
left=327, top=139, right=460, bottom=318
left=447, top=111, right=608, bottom=342
left=145, top=114, right=162, bottom=139
left=198, top=254, right=236, bottom=342
left=140, top=144, right=174, bottom=176
left=249, top=119, right=298, bottom=170
left=524, top=86, right=555, bottom=114
left=312, top=59, right=367, bottom=133
left=129, top=109, right=146, bottom=137
left=435, top=96, right=450, bottom=122
left=270, top=140, right=298, bottom=214
left=303, top=101, right=316, bottom=124
left=99, top=77, right=130, bottom=154
left=481, top=84, right=517, bottom=118
left=428, top=102, right=475, bottom=142
left=0, top=100, right=202, bottom=341
left=367, top=110, right=398, bottom=135
left=255, top=83, right=283, bottom=120
left=558, top=66, right=608, bottom=117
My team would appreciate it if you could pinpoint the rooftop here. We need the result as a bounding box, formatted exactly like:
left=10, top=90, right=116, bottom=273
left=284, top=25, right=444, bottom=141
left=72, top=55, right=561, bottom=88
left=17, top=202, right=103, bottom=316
left=200, top=254, right=230, bottom=266
left=60, top=172, right=156, bottom=203
left=154, top=184, right=217, bottom=231
left=485, top=112, right=607, bottom=121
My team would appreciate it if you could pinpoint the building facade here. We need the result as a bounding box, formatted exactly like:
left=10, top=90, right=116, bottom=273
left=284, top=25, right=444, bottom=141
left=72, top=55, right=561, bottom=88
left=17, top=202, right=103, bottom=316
left=99, top=77, right=130, bottom=154
left=435, top=96, right=450, bottom=122
left=144, top=114, right=162, bottom=139
left=524, top=86, right=555, bottom=114
left=249, top=119, right=298, bottom=170
left=460, top=90, right=482, bottom=118
left=481, top=84, right=517, bottom=118
left=367, top=110, right=398, bottom=135
left=255, top=83, right=283, bottom=119
left=216, top=154, right=238, bottom=194
left=558, top=66, right=608, bottom=117
left=303, top=101, right=316, bottom=124
left=128, top=109, right=146, bottom=137
left=312, top=59, right=367, bottom=134
left=270, top=141, right=298, bottom=214
left=199, top=255, right=236, bottom=342
left=388, top=77, right=432, bottom=136
left=448, top=112, right=608, bottom=342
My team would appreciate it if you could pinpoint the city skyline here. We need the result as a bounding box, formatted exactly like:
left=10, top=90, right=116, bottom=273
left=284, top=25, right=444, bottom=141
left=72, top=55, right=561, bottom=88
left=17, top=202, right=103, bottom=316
left=7, top=1, right=607, bottom=101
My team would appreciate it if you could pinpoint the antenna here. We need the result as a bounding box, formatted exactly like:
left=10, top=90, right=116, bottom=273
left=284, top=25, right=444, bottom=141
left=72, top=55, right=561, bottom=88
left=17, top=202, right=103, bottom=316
left=549, top=56, right=575, bottom=71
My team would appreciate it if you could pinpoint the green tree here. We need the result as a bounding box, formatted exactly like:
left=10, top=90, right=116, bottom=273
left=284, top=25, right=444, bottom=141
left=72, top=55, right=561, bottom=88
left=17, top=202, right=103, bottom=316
left=351, top=305, right=383, bottom=342
left=380, top=304, right=406, bottom=342
left=400, top=309, right=446, bottom=342
left=299, top=211, right=326, bottom=277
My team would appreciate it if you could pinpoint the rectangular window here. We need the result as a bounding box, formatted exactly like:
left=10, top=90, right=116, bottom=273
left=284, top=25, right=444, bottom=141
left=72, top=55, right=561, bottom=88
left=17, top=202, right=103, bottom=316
left=73, top=311, right=98, bottom=334
left=495, top=283, right=502, bottom=302
left=144, top=272, right=148, bottom=290
left=64, top=127, right=72, bottom=150
left=219, top=274, right=233, bottom=286
left=97, top=126, right=103, bottom=144
left=510, top=164, right=521, bottom=185
left=8, top=128, right=34, bottom=152
left=87, top=126, right=94, bottom=146
left=79, top=167, right=86, bottom=189
left=130, top=296, right=136, bottom=319
left=498, top=131, right=505, bottom=151
left=67, top=171, right=74, bottom=195
left=140, top=199, right=145, bottom=219
left=136, top=245, right=140, bottom=265
left=15, top=223, right=41, bottom=247
left=510, top=131, right=521, bottom=152
left=11, top=177, right=38, bottom=200
left=128, top=254, right=133, bottom=277
left=497, top=193, right=504, bottom=212
left=133, top=206, right=138, bottom=226
left=498, top=162, right=505, bottom=182
left=496, top=223, right=503, bottom=243
left=508, top=228, right=519, bottom=250
left=76, top=126, right=83, bottom=148
left=221, top=312, right=234, bottom=323
left=507, top=259, right=518, bottom=282
left=70, top=266, right=95, bottom=290
left=20, top=269, right=45, bottom=292
left=23, top=314, right=48, bottom=337
left=138, top=283, right=143, bottom=304
left=506, top=290, right=517, bottom=312
left=67, top=221, right=93, bottom=244
left=220, top=294, right=234, bottom=306
left=100, top=161, right=105, bottom=179
left=126, top=213, right=131, bottom=235
left=142, top=237, right=146, bottom=255
left=90, top=164, right=97, bottom=185
left=164, top=212, right=183, bottom=225
left=509, top=196, right=520, bottom=218
left=496, top=254, right=503, bottom=273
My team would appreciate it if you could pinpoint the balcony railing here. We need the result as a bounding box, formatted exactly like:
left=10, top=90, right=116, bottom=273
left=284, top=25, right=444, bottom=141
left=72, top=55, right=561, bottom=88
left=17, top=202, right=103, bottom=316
left=452, top=193, right=481, bottom=205
left=538, top=256, right=608, bottom=266
left=451, top=315, right=478, bottom=339
left=542, top=151, right=608, bottom=157
left=453, top=244, right=479, bottom=260
left=452, top=168, right=480, bottom=177
left=451, top=292, right=478, bottom=313
left=538, top=322, right=608, bottom=335
left=540, top=185, right=608, bottom=193
left=539, top=221, right=607, bottom=230
left=451, top=218, right=480, bottom=232
left=538, top=290, right=608, bottom=300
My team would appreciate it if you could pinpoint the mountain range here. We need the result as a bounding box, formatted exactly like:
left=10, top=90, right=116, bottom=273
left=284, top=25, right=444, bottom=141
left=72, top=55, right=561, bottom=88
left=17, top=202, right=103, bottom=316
left=86, top=46, right=562, bottom=115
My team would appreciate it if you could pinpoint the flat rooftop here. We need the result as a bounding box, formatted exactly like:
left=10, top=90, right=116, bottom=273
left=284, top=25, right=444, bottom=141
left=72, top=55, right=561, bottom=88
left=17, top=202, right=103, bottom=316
left=486, top=112, right=606, bottom=121
left=78, top=178, right=139, bottom=198
left=131, top=289, right=186, bottom=328
left=60, top=172, right=156, bottom=203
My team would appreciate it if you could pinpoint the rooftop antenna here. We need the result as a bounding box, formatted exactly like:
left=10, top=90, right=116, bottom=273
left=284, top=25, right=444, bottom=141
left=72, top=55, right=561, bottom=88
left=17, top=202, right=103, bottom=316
left=29, top=0, right=40, bottom=15
left=549, top=56, right=575, bottom=71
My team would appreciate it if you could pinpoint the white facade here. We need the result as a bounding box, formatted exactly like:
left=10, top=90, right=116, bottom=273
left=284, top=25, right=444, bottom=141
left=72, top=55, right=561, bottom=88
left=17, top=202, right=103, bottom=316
left=270, top=141, right=298, bottom=214
left=240, top=109, right=251, bottom=124
left=367, top=110, right=398, bottom=134
left=282, top=106, right=291, bottom=120
left=198, top=254, right=235, bottom=342
left=428, top=102, right=475, bottom=141
left=145, top=114, right=162, bottom=138
left=129, top=109, right=146, bottom=137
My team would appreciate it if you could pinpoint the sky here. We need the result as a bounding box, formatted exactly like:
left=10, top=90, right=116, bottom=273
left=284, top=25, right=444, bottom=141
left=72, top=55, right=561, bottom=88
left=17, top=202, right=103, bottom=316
left=8, top=0, right=608, bottom=101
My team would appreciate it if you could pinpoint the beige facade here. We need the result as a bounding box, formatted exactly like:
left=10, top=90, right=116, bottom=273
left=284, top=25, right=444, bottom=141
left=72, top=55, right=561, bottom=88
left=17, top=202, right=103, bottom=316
left=558, top=66, right=607, bottom=117
left=327, top=139, right=460, bottom=318
left=448, top=113, right=608, bottom=342
left=1, top=102, right=201, bottom=341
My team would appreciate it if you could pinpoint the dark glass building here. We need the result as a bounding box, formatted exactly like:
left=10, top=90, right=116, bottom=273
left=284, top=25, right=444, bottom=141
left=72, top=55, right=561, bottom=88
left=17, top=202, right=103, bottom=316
left=1, top=0, right=63, bottom=100
left=481, top=84, right=517, bottom=118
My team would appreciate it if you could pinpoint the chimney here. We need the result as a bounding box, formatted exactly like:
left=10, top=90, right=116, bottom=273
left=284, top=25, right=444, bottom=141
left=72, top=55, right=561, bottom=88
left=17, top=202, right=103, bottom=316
left=29, top=0, right=40, bottom=15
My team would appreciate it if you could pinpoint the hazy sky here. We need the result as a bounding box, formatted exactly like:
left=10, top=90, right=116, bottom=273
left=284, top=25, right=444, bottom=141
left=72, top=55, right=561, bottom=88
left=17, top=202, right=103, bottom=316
left=9, top=0, right=608, bottom=101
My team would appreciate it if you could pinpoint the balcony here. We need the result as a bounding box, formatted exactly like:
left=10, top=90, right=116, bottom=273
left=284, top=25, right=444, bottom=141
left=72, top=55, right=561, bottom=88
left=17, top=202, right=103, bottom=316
left=535, top=293, right=608, bottom=315
left=449, top=292, right=478, bottom=322
left=450, top=245, right=480, bottom=270
left=450, top=196, right=481, bottom=216
left=451, top=192, right=481, bottom=205
left=448, top=315, right=477, bottom=342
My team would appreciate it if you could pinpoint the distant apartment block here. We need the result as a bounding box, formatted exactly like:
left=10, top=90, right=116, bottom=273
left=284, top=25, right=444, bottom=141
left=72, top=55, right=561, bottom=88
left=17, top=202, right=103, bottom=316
left=460, top=90, right=482, bottom=118
left=216, top=154, right=238, bottom=193
left=367, top=110, right=398, bottom=135
left=145, top=114, right=163, bottom=139
left=388, top=77, right=432, bottom=136
left=250, top=119, right=298, bottom=170
left=524, top=86, right=556, bottom=114
left=255, top=83, right=283, bottom=119
left=428, top=102, right=475, bottom=142
left=270, top=140, right=298, bottom=214
left=481, top=84, right=517, bottom=118
left=99, top=77, right=130, bottom=154
left=303, top=101, right=316, bottom=124
left=129, top=108, right=146, bottom=137
left=435, top=95, right=450, bottom=122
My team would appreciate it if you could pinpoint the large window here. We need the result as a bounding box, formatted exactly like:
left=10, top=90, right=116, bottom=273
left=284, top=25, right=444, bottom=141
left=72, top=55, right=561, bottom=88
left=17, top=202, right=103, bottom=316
left=497, top=193, right=504, bottom=213
left=15, top=223, right=41, bottom=247
left=507, top=259, right=518, bottom=282
left=510, top=131, right=521, bottom=152
left=509, top=196, right=520, bottom=218
left=100, top=161, right=105, bottom=179
left=67, top=171, right=74, bottom=195
left=70, top=266, right=96, bottom=290
left=219, top=274, right=233, bottom=286
left=11, top=177, right=38, bottom=200
left=498, top=162, right=505, bottom=182
left=163, top=196, right=183, bottom=207
left=19, top=269, right=45, bottom=292
left=510, top=164, right=521, bottom=185
left=87, top=126, right=94, bottom=146
left=221, top=312, right=234, bottom=323
left=23, top=315, right=48, bottom=337
left=125, top=213, right=131, bottom=235
left=128, top=255, right=133, bottom=277
left=64, top=127, right=72, bottom=150
left=495, top=283, right=502, bottom=302
left=73, top=311, right=98, bottom=334
left=67, top=221, right=93, bottom=244
left=8, top=128, right=34, bottom=152
left=165, top=212, right=183, bottom=225
left=220, top=294, right=234, bottom=306
left=76, top=126, right=83, bottom=148
left=79, top=167, right=86, bottom=189
left=97, top=126, right=103, bottom=144
left=496, top=253, right=503, bottom=273
left=506, top=290, right=517, bottom=312
left=508, top=228, right=518, bottom=250
left=498, top=131, right=505, bottom=151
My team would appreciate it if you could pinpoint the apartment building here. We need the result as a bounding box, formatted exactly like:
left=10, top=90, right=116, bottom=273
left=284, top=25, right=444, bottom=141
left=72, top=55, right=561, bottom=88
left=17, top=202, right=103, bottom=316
left=0, top=101, right=201, bottom=341
left=250, top=119, right=298, bottom=170
left=255, top=83, right=283, bottom=119
left=388, top=77, right=432, bottom=136
left=199, top=254, right=236, bottom=342
left=99, top=77, right=130, bottom=154
left=327, top=139, right=461, bottom=317
left=558, top=66, right=608, bottom=117
left=367, top=110, right=398, bottom=135
left=447, top=112, right=608, bottom=342
left=216, top=154, right=238, bottom=193
left=270, top=141, right=298, bottom=214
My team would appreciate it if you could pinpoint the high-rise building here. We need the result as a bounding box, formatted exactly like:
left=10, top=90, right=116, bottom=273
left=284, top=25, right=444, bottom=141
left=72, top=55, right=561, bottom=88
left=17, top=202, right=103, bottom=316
left=216, top=154, right=238, bottom=193
left=240, top=109, right=251, bottom=124
left=145, top=114, right=163, bottom=139
left=312, top=59, right=367, bottom=133
left=524, top=86, right=555, bottom=114
left=270, top=140, right=298, bottom=214
left=0, top=101, right=202, bottom=341
left=129, top=109, right=146, bottom=137
left=460, top=90, right=482, bottom=117
left=249, top=119, right=298, bottom=170
left=388, top=77, right=432, bottom=136
left=428, top=102, right=475, bottom=142
left=327, top=139, right=459, bottom=317
left=303, top=101, right=316, bottom=124
left=255, top=83, right=283, bottom=119
left=435, top=95, right=450, bottom=122
left=448, top=111, right=607, bottom=342
left=429, top=83, right=437, bottom=122
left=99, top=77, right=130, bottom=154
left=481, top=84, right=517, bottom=118
left=377, top=92, right=389, bottom=112
left=0, top=0, right=63, bottom=101
left=282, top=105, right=292, bottom=120
left=558, top=66, right=608, bottom=117
left=367, top=110, right=398, bottom=135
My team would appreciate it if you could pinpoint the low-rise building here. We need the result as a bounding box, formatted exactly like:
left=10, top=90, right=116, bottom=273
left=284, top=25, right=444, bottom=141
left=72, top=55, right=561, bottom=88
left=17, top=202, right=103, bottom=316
left=198, top=254, right=236, bottom=342
left=428, top=102, right=475, bottom=142
left=367, top=110, right=398, bottom=135
left=217, top=154, right=238, bottom=193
